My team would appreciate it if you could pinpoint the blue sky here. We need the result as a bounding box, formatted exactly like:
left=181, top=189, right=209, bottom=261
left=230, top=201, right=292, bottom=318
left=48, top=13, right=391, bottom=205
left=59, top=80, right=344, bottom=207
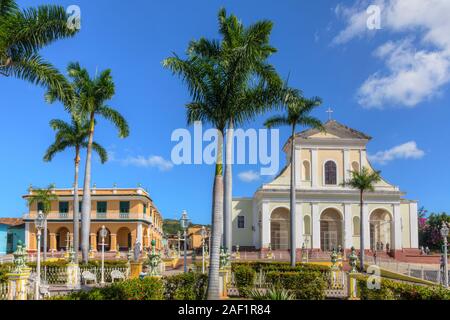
left=1, top=0, right=449, bottom=223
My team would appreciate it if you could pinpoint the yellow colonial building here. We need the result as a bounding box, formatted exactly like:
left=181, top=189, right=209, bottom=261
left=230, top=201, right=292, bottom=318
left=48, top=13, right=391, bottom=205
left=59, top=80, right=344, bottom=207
left=23, top=187, right=164, bottom=253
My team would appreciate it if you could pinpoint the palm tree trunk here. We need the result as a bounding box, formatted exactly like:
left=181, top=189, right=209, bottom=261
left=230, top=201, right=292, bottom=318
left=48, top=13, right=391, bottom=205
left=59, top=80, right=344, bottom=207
left=359, top=190, right=365, bottom=272
left=73, top=147, right=80, bottom=263
left=207, top=129, right=224, bottom=300
left=223, top=119, right=233, bottom=252
left=289, top=127, right=296, bottom=267
left=81, top=113, right=95, bottom=263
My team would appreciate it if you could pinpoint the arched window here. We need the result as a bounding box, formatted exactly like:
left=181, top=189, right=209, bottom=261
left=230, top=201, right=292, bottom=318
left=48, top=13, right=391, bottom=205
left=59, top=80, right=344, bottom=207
left=324, top=161, right=337, bottom=185
left=353, top=217, right=360, bottom=236
left=352, top=161, right=360, bottom=173
left=304, top=215, right=311, bottom=235
left=302, top=161, right=311, bottom=181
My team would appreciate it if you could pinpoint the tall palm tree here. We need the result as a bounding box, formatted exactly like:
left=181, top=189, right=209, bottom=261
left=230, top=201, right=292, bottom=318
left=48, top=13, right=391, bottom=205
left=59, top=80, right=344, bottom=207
left=163, top=8, right=282, bottom=299
left=343, top=167, right=381, bottom=272
left=213, top=9, right=282, bottom=253
left=27, top=185, right=57, bottom=261
left=0, top=0, right=78, bottom=101
left=56, top=63, right=129, bottom=263
left=43, top=115, right=108, bottom=263
left=164, top=54, right=227, bottom=299
left=265, top=89, right=323, bottom=267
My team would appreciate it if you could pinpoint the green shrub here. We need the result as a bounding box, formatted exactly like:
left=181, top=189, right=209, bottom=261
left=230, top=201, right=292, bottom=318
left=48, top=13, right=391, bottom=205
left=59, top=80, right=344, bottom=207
left=0, top=263, right=13, bottom=283
left=50, top=277, right=164, bottom=300
left=232, top=261, right=329, bottom=273
left=265, top=271, right=326, bottom=300
left=163, top=272, right=208, bottom=300
left=233, top=264, right=256, bottom=298
left=356, top=275, right=450, bottom=300
left=250, top=286, right=296, bottom=300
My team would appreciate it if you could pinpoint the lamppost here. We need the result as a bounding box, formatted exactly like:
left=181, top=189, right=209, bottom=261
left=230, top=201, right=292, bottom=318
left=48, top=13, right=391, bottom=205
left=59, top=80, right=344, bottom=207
left=440, top=222, right=449, bottom=288
left=201, top=226, right=206, bottom=274
left=99, top=225, right=108, bottom=285
left=177, top=230, right=181, bottom=258
left=34, top=211, right=45, bottom=300
left=180, top=210, right=190, bottom=273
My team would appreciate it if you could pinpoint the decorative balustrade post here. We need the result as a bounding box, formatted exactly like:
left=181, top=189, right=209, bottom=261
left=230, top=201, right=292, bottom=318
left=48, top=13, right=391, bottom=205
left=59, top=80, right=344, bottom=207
left=66, top=249, right=80, bottom=289
left=348, top=247, right=359, bottom=300
left=7, top=241, right=30, bottom=300
left=147, top=239, right=162, bottom=277
left=219, top=247, right=231, bottom=299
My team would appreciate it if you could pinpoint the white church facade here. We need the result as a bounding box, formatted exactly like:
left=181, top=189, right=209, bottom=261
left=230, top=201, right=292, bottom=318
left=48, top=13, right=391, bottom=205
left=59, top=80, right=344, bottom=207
left=231, top=120, right=419, bottom=258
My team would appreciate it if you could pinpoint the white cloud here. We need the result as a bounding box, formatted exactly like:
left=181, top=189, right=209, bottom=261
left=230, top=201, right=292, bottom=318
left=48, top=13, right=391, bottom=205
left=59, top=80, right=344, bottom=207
left=238, top=170, right=260, bottom=183
left=333, top=0, right=450, bottom=108
left=368, top=141, right=425, bottom=165
left=122, top=155, right=174, bottom=171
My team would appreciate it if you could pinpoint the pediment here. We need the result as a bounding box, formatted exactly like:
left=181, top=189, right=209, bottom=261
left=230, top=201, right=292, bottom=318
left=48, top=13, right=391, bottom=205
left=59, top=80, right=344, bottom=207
left=297, top=120, right=372, bottom=140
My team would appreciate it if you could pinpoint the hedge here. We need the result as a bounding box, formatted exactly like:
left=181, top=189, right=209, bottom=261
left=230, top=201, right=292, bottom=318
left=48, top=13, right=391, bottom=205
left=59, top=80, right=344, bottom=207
left=51, top=273, right=207, bottom=300
left=232, top=261, right=329, bottom=273
left=233, top=264, right=256, bottom=298
left=53, top=277, right=164, bottom=300
left=356, top=275, right=450, bottom=300
left=163, top=272, right=208, bottom=300
left=265, top=270, right=327, bottom=300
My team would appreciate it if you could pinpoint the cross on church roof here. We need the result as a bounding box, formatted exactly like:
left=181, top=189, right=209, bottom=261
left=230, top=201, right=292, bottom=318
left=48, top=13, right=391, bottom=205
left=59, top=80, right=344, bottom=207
left=326, top=107, right=334, bottom=121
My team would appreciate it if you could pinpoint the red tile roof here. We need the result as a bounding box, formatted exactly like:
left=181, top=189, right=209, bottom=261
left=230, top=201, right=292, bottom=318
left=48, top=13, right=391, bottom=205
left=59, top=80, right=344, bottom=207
left=0, top=218, right=24, bottom=226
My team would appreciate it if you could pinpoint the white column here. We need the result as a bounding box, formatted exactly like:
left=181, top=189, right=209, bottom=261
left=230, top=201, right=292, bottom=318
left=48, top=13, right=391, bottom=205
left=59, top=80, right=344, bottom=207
left=409, top=202, right=419, bottom=248
left=296, top=203, right=303, bottom=249
left=393, top=204, right=403, bottom=250
left=25, top=222, right=30, bottom=249
left=137, top=223, right=143, bottom=247
left=261, top=202, right=270, bottom=249
left=360, top=150, right=367, bottom=169
left=363, top=204, right=370, bottom=250
left=252, top=201, right=261, bottom=249
left=295, top=147, right=302, bottom=187
left=343, top=149, right=350, bottom=182
left=312, top=203, right=320, bottom=249
left=311, top=149, right=318, bottom=187
left=344, top=204, right=352, bottom=249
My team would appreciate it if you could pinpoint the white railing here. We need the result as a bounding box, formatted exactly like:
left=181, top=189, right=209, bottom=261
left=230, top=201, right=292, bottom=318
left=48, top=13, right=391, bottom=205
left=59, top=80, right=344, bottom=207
left=364, top=255, right=446, bottom=284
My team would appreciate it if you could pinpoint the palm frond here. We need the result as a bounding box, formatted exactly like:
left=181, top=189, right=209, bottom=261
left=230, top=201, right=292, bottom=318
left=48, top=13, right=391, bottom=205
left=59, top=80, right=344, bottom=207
left=98, top=105, right=129, bottom=138
left=91, top=142, right=108, bottom=164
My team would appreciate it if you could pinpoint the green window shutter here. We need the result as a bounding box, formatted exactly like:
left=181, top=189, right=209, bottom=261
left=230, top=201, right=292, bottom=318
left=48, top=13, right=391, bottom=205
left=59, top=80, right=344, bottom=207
left=97, top=201, right=107, bottom=213
left=59, top=202, right=69, bottom=213
left=120, top=201, right=130, bottom=213
left=37, top=202, right=44, bottom=212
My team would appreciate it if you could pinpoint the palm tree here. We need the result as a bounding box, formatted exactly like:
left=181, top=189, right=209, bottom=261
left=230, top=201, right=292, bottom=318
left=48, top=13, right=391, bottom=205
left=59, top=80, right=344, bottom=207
left=213, top=9, right=282, bottom=253
left=163, top=8, right=281, bottom=299
left=59, top=62, right=129, bottom=263
left=164, top=53, right=227, bottom=299
left=343, top=167, right=381, bottom=272
left=27, top=185, right=57, bottom=261
left=265, top=89, right=323, bottom=267
left=43, top=115, right=108, bottom=263
left=0, top=0, right=78, bottom=101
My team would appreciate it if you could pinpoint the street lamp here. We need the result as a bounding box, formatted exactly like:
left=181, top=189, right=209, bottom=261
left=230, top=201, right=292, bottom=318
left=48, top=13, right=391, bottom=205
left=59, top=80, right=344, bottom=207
left=177, top=231, right=181, bottom=258
left=99, top=225, right=108, bottom=285
left=34, top=211, right=45, bottom=300
left=180, top=210, right=190, bottom=273
left=440, top=222, right=449, bottom=288
left=201, top=226, right=206, bottom=274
